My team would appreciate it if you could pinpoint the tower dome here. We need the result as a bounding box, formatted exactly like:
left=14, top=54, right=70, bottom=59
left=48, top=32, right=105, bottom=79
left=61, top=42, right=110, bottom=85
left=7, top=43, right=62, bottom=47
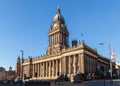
left=52, top=8, right=65, bottom=24
left=47, top=7, right=69, bottom=55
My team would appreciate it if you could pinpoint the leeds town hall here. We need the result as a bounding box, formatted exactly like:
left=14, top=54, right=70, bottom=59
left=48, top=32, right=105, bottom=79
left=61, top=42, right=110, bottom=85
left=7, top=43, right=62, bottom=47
left=16, top=8, right=115, bottom=81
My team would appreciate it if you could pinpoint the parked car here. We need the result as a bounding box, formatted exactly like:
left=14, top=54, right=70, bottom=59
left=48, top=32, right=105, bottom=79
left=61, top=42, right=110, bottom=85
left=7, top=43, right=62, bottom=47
left=73, top=73, right=82, bottom=83
left=14, top=80, right=23, bottom=84
left=2, top=80, right=9, bottom=84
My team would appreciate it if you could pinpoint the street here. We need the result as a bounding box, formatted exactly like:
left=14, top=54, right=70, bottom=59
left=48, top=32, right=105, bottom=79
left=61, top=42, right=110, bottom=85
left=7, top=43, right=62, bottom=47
left=78, top=80, right=120, bottom=86
left=56, top=79, right=120, bottom=86
left=0, top=79, right=120, bottom=86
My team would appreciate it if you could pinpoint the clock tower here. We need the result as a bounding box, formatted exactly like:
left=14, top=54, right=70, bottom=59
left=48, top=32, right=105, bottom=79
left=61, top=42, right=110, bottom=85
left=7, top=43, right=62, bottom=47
left=47, top=8, right=69, bottom=55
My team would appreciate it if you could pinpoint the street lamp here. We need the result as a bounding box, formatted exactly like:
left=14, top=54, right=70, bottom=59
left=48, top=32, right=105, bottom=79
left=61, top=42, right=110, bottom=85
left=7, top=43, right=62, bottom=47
left=99, top=43, right=113, bottom=86
left=99, top=43, right=106, bottom=86
left=99, top=43, right=112, bottom=77
left=108, top=44, right=113, bottom=78
left=21, top=50, right=24, bottom=80
left=108, top=44, right=114, bottom=86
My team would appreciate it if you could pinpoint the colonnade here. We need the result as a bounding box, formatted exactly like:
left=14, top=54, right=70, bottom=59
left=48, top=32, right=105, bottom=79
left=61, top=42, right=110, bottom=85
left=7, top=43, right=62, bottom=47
left=32, top=59, right=61, bottom=78
left=67, top=54, right=84, bottom=75
left=31, top=53, right=84, bottom=79
left=84, top=54, right=97, bottom=73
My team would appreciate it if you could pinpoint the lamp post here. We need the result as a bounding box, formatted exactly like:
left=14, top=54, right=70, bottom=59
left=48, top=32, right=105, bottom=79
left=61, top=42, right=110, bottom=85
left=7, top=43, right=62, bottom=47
left=99, top=43, right=113, bottom=86
left=21, top=50, right=24, bottom=80
left=108, top=44, right=112, bottom=78
left=99, top=43, right=106, bottom=86
left=108, top=44, right=113, bottom=86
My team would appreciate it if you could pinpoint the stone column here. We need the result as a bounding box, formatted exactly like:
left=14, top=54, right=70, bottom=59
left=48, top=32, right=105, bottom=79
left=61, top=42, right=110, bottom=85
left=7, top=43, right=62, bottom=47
left=52, top=36, right=53, bottom=45
left=50, top=36, right=51, bottom=46
left=32, top=64, right=34, bottom=77
left=54, top=34, right=56, bottom=44
left=39, top=63, right=40, bottom=77
left=89, top=57, right=91, bottom=73
left=39, top=63, right=41, bottom=77
left=61, top=57, right=66, bottom=74
left=36, top=64, right=38, bottom=78
left=41, top=63, right=43, bottom=77
left=49, top=36, right=50, bottom=46
left=50, top=36, right=51, bottom=45
left=49, top=61, right=51, bottom=77
left=59, top=59, right=62, bottom=75
left=43, top=62, right=46, bottom=77
left=56, top=34, right=58, bottom=44
left=46, top=62, right=48, bottom=77
left=78, top=54, right=81, bottom=73
left=53, top=36, right=54, bottom=45
left=40, top=63, right=42, bottom=77
left=51, top=36, right=53, bottom=45
left=74, top=55, right=76, bottom=74
left=54, top=60, right=56, bottom=76
left=90, top=57, right=91, bottom=73
left=81, top=53, right=85, bottom=73
left=58, top=34, right=59, bottom=44
left=47, top=62, right=49, bottom=77
left=55, top=33, right=56, bottom=44
left=57, top=34, right=58, bottom=44
left=52, top=60, right=55, bottom=76
left=60, top=33, right=62, bottom=44
left=91, top=58, right=93, bottom=73
left=34, top=64, right=36, bottom=77
left=69, top=56, right=71, bottom=74
left=62, top=34, right=64, bottom=45
left=55, top=34, right=56, bottom=44
left=37, top=63, right=39, bottom=77
left=56, top=60, right=58, bottom=76
left=53, top=35, right=55, bottom=45
left=43, top=62, right=45, bottom=77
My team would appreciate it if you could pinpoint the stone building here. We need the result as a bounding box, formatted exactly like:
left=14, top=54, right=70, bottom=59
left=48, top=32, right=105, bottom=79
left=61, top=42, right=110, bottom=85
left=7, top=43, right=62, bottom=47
left=115, top=62, right=120, bottom=78
left=0, top=67, right=6, bottom=81
left=6, top=66, right=16, bottom=81
left=16, top=56, right=21, bottom=79
left=0, top=66, right=16, bottom=81
left=16, top=8, right=115, bottom=81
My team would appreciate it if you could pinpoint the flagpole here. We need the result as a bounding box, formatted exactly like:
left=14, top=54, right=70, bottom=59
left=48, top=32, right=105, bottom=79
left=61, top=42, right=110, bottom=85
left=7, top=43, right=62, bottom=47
left=81, top=33, right=84, bottom=43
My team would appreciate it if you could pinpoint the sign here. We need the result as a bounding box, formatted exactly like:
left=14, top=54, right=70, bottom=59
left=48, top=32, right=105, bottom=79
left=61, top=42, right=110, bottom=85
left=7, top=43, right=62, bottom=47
left=110, top=50, right=115, bottom=62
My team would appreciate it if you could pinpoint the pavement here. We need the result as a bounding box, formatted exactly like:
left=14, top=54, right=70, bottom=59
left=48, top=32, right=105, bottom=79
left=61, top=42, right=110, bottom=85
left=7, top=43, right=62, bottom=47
left=56, top=79, right=120, bottom=86
left=0, top=79, right=120, bottom=86
left=78, top=79, right=120, bottom=86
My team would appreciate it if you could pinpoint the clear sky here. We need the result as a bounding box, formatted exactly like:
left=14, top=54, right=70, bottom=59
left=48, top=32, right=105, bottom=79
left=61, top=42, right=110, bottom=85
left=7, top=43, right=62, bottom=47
left=0, top=0, right=120, bottom=70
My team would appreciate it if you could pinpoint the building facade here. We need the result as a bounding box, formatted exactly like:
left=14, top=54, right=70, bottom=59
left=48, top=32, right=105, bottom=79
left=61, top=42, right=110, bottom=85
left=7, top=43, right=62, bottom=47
left=16, top=56, right=21, bottom=79
left=115, top=62, right=120, bottom=78
left=16, top=8, right=115, bottom=81
left=0, top=66, right=16, bottom=81
left=0, top=67, right=6, bottom=81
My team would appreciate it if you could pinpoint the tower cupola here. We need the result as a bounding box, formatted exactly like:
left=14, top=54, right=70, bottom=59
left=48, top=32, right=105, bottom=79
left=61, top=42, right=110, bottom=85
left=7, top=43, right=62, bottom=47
left=47, top=8, right=69, bottom=55
left=52, top=8, right=65, bottom=24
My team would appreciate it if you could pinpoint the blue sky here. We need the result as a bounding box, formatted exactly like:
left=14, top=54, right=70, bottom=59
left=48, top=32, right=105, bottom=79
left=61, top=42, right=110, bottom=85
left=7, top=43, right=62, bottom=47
left=0, top=0, right=120, bottom=70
